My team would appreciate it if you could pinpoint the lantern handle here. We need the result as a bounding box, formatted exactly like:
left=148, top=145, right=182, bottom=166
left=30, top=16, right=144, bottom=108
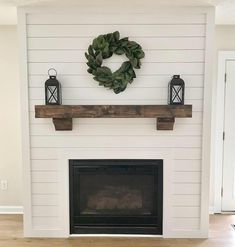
left=48, top=68, right=57, bottom=77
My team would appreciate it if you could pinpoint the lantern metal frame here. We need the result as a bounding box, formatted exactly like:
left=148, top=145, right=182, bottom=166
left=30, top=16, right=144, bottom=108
left=45, top=68, right=62, bottom=105
left=168, top=75, right=185, bottom=105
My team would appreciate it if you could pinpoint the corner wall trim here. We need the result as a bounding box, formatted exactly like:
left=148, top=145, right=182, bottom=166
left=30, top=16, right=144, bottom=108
left=0, top=206, right=23, bottom=214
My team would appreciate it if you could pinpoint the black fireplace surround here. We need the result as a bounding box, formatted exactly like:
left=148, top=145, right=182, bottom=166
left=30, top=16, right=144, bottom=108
left=69, top=159, right=163, bottom=235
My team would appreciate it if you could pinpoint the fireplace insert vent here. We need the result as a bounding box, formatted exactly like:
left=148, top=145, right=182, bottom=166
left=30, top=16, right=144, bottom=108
left=69, top=159, right=163, bottom=235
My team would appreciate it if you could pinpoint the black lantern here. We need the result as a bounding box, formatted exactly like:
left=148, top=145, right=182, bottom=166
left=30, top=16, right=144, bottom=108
left=168, top=75, right=185, bottom=105
left=45, top=68, right=61, bottom=105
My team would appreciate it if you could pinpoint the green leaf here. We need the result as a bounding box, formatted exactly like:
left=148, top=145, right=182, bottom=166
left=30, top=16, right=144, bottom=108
left=97, top=35, right=106, bottom=49
left=85, top=52, right=89, bottom=60
left=136, top=60, right=141, bottom=69
left=102, top=66, right=112, bottom=75
left=102, top=44, right=110, bottom=58
left=119, top=37, right=128, bottom=42
left=87, top=68, right=93, bottom=74
left=85, top=53, right=95, bottom=63
left=135, top=50, right=145, bottom=59
left=86, top=61, right=97, bottom=70
left=106, top=33, right=113, bottom=43
left=96, top=76, right=110, bottom=83
left=92, top=38, right=99, bottom=50
left=97, top=66, right=112, bottom=76
left=131, top=58, right=138, bottom=68
left=95, top=52, right=103, bottom=66
left=121, top=61, right=131, bottom=72
left=115, top=48, right=125, bottom=55
left=113, top=31, right=120, bottom=41
left=119, top=40, right=128, bottom=47
left=109, top=46, right=117, bottom=53
left=88, top=45, right=95, bottom=57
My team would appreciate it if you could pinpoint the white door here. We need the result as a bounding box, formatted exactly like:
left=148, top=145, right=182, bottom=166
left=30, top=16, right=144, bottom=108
left=222, top=60, right=235, bottom=211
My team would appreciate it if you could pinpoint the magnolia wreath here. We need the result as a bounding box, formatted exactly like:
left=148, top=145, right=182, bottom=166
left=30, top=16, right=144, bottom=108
left=85, top=31, right=145, bottom=94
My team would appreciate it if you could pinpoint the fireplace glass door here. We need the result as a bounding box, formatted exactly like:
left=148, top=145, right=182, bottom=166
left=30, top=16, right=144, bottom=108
left=69, top=159, right=163, bottom=234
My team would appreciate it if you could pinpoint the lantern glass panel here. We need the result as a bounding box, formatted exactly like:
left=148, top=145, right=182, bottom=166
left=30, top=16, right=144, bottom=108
left=47, top=85, right=58, bottom=104
left=172, top=85, right=183, bottom=103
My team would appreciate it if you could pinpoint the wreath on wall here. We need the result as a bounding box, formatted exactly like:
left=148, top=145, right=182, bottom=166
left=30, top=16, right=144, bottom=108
left=85, top=31, right=145, bottom=94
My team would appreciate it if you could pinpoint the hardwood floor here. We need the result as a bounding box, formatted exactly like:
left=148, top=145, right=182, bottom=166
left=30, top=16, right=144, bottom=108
left=0, top=214, right=235, bottom=247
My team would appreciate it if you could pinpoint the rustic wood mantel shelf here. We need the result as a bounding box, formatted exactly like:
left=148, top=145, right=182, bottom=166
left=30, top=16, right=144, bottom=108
left=35, top=105, right=192, bottom=131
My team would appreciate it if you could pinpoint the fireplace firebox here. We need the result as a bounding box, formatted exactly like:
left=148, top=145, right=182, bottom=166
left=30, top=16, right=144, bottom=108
left=69, top=159, right=163, bottom=235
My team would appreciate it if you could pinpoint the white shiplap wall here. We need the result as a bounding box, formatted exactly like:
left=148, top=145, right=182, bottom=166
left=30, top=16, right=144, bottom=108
left=19, top=4, right=214, bottom=238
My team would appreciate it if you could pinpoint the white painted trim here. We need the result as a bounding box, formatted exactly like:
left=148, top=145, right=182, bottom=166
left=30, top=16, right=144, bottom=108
left=199, top=7, right=215, bottom=237
left=213, top=51, right=235, bottom=213
left=0, top=206, right=23, bottom=214
left=17, top=7, right=32, bottom=237
left=58, top=148, right=173, bottom=238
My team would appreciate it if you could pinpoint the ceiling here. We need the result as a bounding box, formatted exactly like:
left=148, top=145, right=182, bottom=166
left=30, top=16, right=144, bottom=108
left=0, top=0, right=235, bottom=25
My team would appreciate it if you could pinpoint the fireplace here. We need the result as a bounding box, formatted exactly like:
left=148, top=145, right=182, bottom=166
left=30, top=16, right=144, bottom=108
left=69, top=159, right=163, bottom=234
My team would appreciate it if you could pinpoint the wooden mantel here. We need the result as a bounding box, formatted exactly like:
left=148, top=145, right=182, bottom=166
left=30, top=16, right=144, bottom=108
left=35, top=105, right=192, bottom=131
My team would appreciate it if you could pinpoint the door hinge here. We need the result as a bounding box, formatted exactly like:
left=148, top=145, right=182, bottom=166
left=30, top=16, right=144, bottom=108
left=225, top=73, right=227, bottom=83
left=223, top=131, right=225, bottom=141
left=221, top=187, right=223, bottom=197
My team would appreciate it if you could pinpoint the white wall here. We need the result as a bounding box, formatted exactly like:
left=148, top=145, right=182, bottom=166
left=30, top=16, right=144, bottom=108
left=19, top=4, right=214, bottom=238
left=0, top=26, right=22, bottom=208
left=216, top=25, right=235, bottom=50
left=210, top=25, right=235, bottom=212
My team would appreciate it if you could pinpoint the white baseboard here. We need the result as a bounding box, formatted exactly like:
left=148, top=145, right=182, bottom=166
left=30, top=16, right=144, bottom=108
left=0, top=206, right=23, bottom=214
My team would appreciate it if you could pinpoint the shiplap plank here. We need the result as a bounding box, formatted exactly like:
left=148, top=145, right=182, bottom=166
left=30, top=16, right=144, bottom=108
left=172, top=195, right=200, bottom=206
left=29, top=123, right=202, bottom=136
left=32, top=183, right=59, bottom=194
left=173, top=148, right=201, bottom=160
left=173, top=183, right=201, bottom=195
left=173, top=160, right=201, bottom=171
left=28, top=75, right=204, bottom=88
left=27, top=13, right=206, bottom=25
left=29, top=87, right=203, bottom=100
left=27, top=37, right=205, bottom=50
left=27, top=24, right=206, bottom=38
left=30, top=147, right=202, bottom=160
left=28, top=62, right=204, bottom=76
left=173, top=171, right=201, bottom=183
left=32, top=194, right=59, bottom=206
left=32, top=217, right=60, bottom=229
left=30, top=136, right=202, bottom=148
left=31, top=160, right=58, bottom=171
left=171, top=218, right=200, bottom=230
left=32, top=206, right=59, bottom=217
left=28, top=50, right=205, bottom=63
left=31, top=171, right=58, bottom=183
left=172, top=206, right=200, bottom=218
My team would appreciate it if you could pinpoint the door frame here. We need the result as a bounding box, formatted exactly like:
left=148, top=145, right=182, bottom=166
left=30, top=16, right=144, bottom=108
left=214, top=51, right=235, bottom=213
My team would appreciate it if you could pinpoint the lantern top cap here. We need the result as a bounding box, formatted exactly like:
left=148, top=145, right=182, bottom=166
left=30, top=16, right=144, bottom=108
left=48, top=68, right=57, bottom=77
left=170, top=74, right=184, bottom=85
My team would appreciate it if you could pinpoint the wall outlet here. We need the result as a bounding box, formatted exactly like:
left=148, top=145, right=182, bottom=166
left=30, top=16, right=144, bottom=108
left=1, top=180, right=8, bottom=190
